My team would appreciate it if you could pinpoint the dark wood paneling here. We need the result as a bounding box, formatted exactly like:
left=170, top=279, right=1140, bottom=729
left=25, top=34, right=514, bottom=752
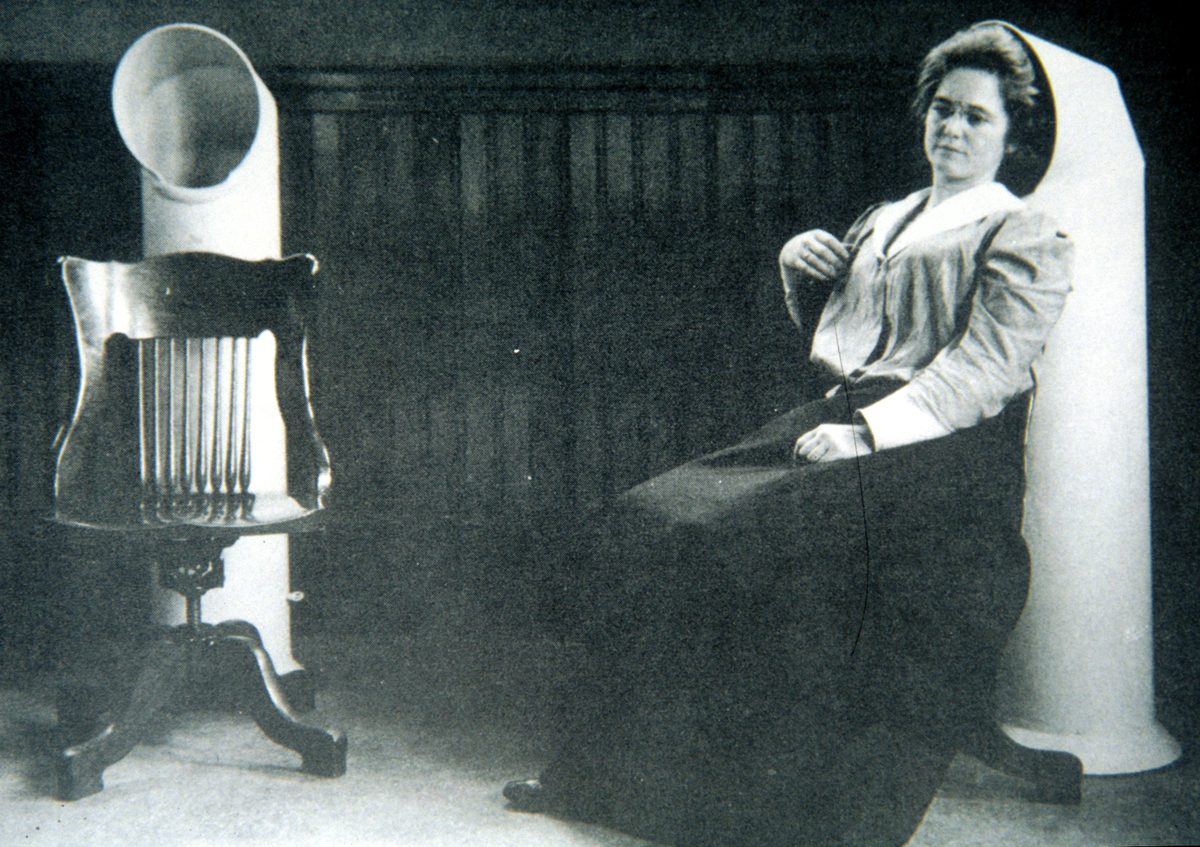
left=263, top=64, right=924, bottom=521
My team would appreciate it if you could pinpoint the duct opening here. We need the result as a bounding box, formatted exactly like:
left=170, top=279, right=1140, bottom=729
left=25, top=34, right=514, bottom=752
left=995, top=22, right=1057, bottom=198
left=113, top=25, right=261, bottom=190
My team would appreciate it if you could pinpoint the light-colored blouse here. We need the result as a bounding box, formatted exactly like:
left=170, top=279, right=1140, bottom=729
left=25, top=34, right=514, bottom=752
left=798, top=181, right=1073, bottom=451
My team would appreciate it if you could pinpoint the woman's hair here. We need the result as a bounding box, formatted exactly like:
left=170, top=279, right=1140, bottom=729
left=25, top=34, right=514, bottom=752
left=913, top=22, right=1053, bottom=194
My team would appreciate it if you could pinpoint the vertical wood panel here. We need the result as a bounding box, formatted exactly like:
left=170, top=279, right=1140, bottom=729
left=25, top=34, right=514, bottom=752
left=279, top=108, right=314, bottom=255
left=717, top=114, right=749, bottom=213
left=345, top=112, right=382, bottom=215
left=605, top=114, right=634, bottom=220
left=311, top=113, right=342, bottom=276
left=493, top=113, right=533, bottom=507
left=569, top=114, right=599, bottom=227
left=677, top=114, right=707, bottom=220
left=642, top=114, right=672, bottom=216
left=404, top=112, right=463, bottom=516
left=458, top=112, right=495, bottom=519
left=308, top=111, right=348, bottom=490
left=494, top=114, right=524, bottom=210
left=567, top=113, right=607, bottom=509
left=787, top=111, right=820, bottom=228
left=460, top=113, right=490, bottom=322
left=527, top=113, right=569, bottom=504
left=753, top=113, right=781, bottom=223
left=460, top=114, right=487, bottom=218
left=824, top=111, right=854, bottom=225
left=385, top=113, right=416, bottom=216
left=382, top=111, right=422, bottom=469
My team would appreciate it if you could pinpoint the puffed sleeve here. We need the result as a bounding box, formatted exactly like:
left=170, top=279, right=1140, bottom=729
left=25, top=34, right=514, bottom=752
left=856, top=210, right=1073, bottom=451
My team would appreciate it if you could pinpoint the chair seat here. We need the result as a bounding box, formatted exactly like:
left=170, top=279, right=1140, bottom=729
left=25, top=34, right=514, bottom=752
left=53, top=493, right=322, bottom=535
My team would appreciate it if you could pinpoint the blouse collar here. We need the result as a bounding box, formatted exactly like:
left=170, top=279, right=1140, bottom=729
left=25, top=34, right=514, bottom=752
left=870, top=182, right=1026, bottom=259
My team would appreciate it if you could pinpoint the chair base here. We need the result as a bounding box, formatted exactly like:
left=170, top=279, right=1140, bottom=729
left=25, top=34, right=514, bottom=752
left=54, top=621, right=346, bottom=801
left=960, top=722, right=1083, bottom=805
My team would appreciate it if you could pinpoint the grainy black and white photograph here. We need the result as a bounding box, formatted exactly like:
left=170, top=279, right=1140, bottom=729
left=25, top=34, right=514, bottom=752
left=1, top=1, right=1196, bottom=845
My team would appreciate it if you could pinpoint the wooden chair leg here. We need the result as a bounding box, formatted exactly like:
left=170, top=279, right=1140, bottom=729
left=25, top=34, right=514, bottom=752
left=960, top=722, right=1083, bottom=805
left=56, top=639, right=188, bottom=801
left=212, top=620, right=317, bottom=712
left=216, top=635, right=347, bottom=777
left=56, top=683, right=115, bottom=748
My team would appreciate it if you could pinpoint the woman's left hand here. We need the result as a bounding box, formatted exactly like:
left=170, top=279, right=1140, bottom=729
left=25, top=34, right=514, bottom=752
left=794, top=424, right=874, bottom=463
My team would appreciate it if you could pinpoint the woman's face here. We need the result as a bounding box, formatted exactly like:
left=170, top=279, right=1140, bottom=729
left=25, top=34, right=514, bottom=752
left=924, top=67, right=1010, bottom=194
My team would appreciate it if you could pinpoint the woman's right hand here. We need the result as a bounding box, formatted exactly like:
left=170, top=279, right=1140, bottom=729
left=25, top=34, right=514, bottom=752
left=778, top=229, right=850, bottom=282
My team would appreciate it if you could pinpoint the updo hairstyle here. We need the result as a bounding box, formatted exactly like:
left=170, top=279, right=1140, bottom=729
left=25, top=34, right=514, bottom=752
left=913, top=22, right=1053, bottom=195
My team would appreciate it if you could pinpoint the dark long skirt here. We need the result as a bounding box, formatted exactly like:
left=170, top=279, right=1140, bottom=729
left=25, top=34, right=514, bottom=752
left=535, top=380, right=1033, bottom=847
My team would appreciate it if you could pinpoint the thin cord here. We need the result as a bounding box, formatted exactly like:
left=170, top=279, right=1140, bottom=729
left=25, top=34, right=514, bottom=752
left=828, top=320, right=872, bottom=658
left=816, top=240, right=873, bottom=658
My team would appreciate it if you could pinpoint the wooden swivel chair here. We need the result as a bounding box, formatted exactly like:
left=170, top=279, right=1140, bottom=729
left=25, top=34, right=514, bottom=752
left=51, top=251, right=346, bottom=800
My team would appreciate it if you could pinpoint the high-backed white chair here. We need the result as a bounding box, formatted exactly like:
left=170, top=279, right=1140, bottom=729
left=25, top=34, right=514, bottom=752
left=993, top=22, right=1181, bottom=777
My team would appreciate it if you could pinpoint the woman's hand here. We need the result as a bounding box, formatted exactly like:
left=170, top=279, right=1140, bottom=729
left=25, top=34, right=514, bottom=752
left=794, top=423, right=874, bottom=463
left=779, top=229, right=850, bottom=282
left=779, top=229, right=850, bottom=327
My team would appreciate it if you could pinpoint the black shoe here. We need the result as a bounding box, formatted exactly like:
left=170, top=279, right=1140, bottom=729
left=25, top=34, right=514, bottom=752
left=503, top=778, right=549, bottom=813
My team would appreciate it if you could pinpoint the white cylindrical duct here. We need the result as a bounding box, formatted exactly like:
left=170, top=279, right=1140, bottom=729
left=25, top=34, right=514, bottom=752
left=113, top=24, right=299, bottom=673
left=112, top=23, right=281, bottom=258
left=994, top=25, right=1180, bottom=774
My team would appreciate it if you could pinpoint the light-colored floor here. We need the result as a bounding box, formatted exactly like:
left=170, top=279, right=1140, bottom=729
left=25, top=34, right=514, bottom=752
left=2, top=629, right=1197, bottom=847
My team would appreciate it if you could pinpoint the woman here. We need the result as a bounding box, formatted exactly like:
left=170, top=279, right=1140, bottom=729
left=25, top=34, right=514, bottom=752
left=506, top=22, right=1072, bottom=847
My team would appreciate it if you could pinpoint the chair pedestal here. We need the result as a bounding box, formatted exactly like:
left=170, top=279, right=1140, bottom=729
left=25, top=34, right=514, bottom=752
left=54, top=536, right=346, bottom=801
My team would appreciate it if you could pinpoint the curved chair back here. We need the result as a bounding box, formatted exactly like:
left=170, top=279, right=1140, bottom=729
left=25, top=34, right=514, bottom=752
left=54, top=252, right=330, bottom=529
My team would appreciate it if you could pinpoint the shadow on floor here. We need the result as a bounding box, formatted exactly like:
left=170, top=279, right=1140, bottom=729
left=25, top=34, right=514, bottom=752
left=1, top=630, right=1197, bottom=847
